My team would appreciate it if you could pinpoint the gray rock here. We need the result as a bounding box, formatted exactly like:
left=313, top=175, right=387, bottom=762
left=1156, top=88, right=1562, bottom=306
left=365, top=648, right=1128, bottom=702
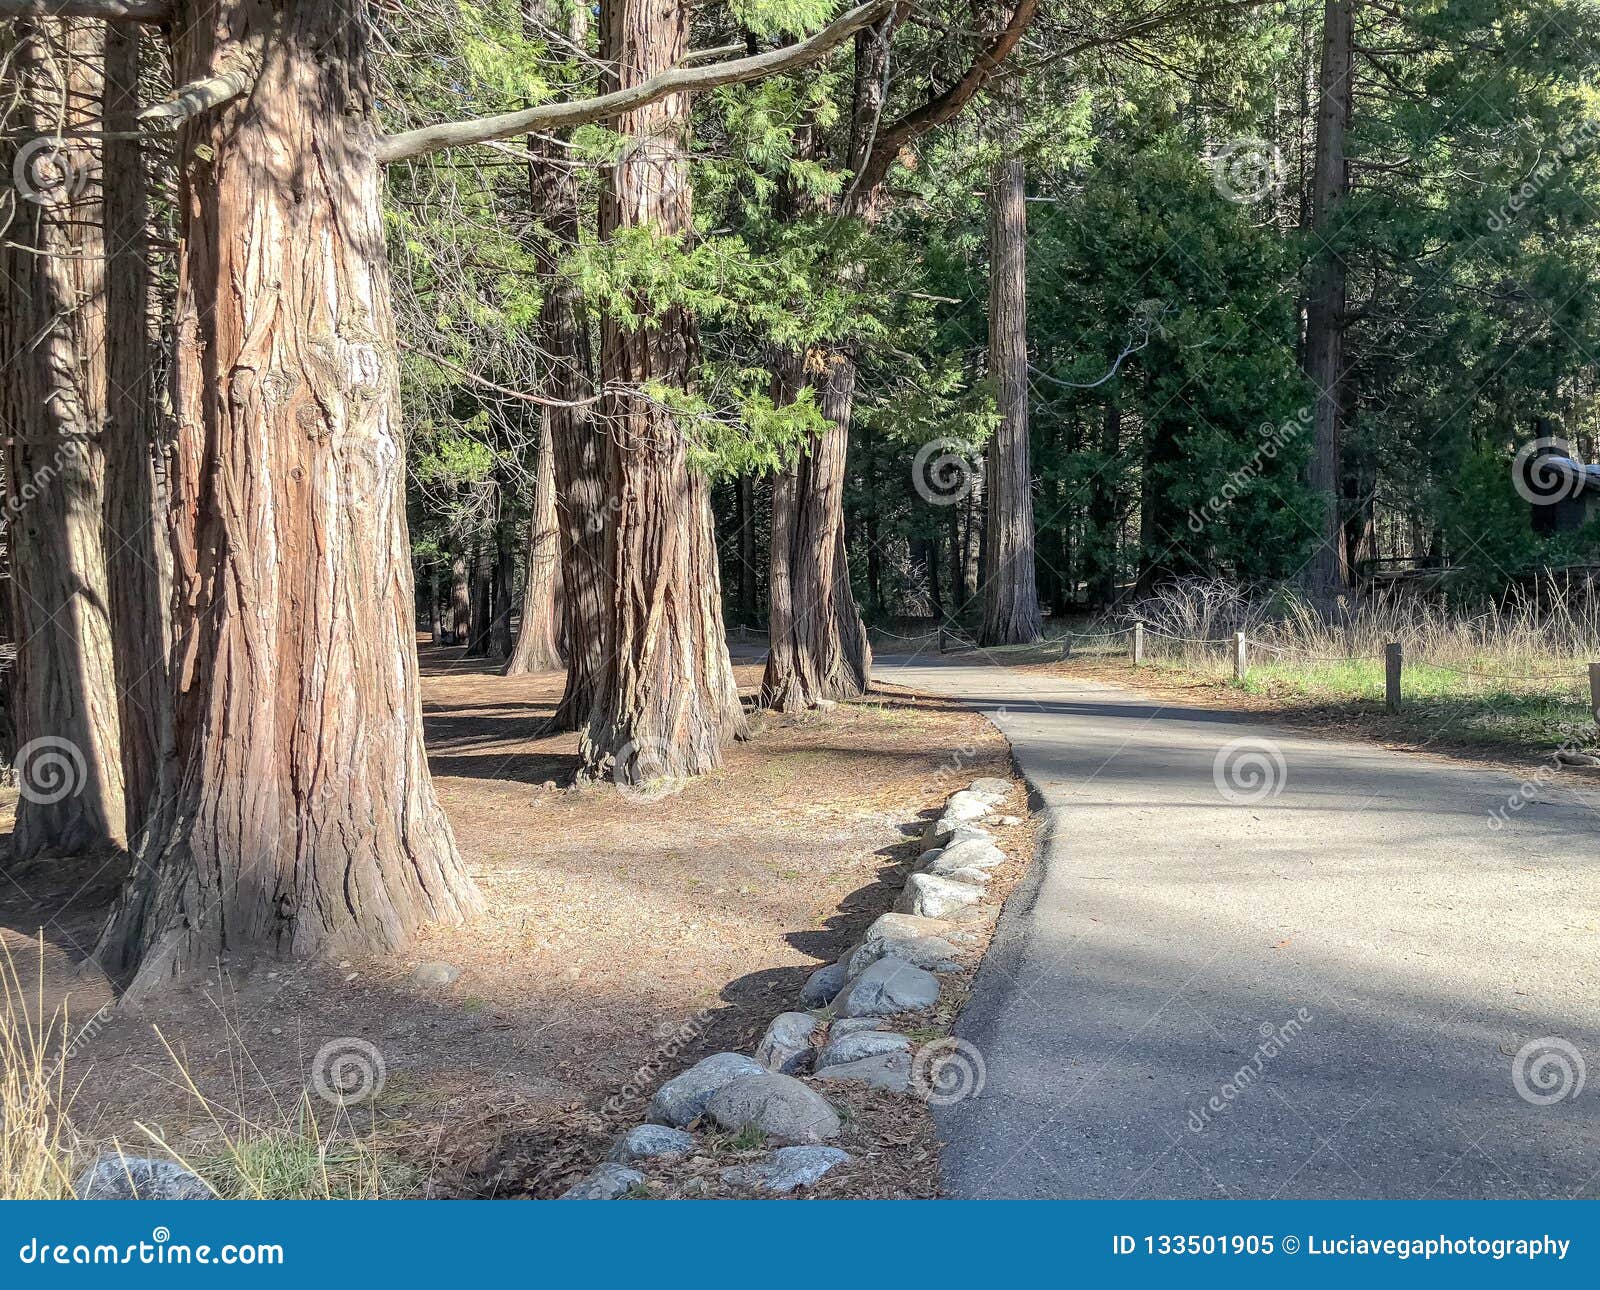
left=647, top=1052, right=766, bottom=1127
left=827, top=1016, right=887, bottom=1040
left=833, top=958, right=941, bottom=1018
left=75, top=1156, right=211, bottom=1201
left=606, top=1124, right=696, bottom=1164
left=922, top=815, right=994, bottom=849
left=942, top=866, right=992, bottom=888
left=813, top=1049, right=913, bottom=1092
left=560, top=1162, right=644, bottom=1199
left=943, top=791, right=994, bottom=821
left=720, top=1145, right=849, bottom=1194
left=799, top=960, right=847, bottom=1007
left=995, top=814, right=1023, bottom=827
left=843, top=913, right=962, bottom=977
left=923, top=838, right=1006, bottom=874
left=896, top=872, right=985, bottom=919
left=816, top=1028, right=912, bottom=1069
left=411, top=961, right=460, bottom=988
left=754, top=1011, right=819, bottom=1075
left=704, top=1073, right=841, bottom=1143
left=967, top=777, right=1012, bottom=799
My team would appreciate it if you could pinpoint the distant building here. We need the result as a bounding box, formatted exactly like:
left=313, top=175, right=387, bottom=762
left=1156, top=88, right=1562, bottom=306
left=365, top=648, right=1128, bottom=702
left=1526, top=446, right=1600, bottom=534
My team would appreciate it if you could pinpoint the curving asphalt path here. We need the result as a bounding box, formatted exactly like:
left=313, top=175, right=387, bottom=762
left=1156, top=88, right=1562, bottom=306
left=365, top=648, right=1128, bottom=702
left=877, top=653, right=1600, bottom=1199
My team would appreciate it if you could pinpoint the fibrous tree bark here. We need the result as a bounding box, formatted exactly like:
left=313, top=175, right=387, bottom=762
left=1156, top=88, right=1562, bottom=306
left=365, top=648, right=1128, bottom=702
left=0, top=16, right=128, bottom=859
left=579, top=0, right=746, bottom=781
left=103, top=19, right=175, bottom=838
left=94, top=0, right=481, bottom=994
left=1302, top=0, right=1354, bottom=606
left=979, top=119, right=1042, bottom=646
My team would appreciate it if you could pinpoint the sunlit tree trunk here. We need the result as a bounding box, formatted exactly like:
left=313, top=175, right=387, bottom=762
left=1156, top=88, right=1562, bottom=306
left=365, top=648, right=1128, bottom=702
left=95, top=0, right=481, bottom=995
left=580, top=0, right=745, bottom=780
left=450, top=553, right=470, bottom=644
left=503, top=420, right=564, bottom=674
left=104, top=19, right=175, bottom=838
left=0, top=16, right=127, bottom=859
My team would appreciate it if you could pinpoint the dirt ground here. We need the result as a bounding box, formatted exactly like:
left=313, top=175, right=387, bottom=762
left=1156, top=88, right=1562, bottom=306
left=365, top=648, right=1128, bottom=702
left=0, top=645, right=1031, bottom=1198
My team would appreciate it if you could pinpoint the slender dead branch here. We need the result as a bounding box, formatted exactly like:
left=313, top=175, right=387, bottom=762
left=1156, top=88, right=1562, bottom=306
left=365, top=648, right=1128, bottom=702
left=138, top=66, right=256, bottom=127
left=376, top=0, right=891, bottom=163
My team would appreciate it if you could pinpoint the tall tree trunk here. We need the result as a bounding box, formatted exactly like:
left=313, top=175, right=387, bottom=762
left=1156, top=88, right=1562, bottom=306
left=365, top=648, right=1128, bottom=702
left=503, top=420, right=564, bottom=674
left=1302, top=0, right=1354, bottom=606
left=580, top=0, right=745, bottom=781
left=103, top=20, right=175, bottom=840
left=0, top=16, right=127, bottom=859
left=467, top=536, right=492, bottom=656
left=763, top=354, right=871, bottom=710
left=429, top=569, right=445, bottom=645
left=535, top=0, right=606, bottom=731
left=450, top=553, right=470, bottom=645
left=490, top=511, right=516, bottom=659
left=94, top=0, right=480, bottom=994
left=979, top=138, right=1041, bottom=645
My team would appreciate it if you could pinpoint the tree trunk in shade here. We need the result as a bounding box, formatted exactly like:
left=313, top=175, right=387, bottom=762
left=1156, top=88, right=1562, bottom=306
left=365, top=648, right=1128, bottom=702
left=979, top=141, right=1042, bottom=646
left=579, top=0, right=745, bottom=782
left=94, top=0, right=481, bottom=995
left=467, top=537, right=492, bottom=656
left=0, top=16, right=127, bottom=859
left=450, top=553, right=470, bottom=645
left=1301, top=0, right=1354, bottom=607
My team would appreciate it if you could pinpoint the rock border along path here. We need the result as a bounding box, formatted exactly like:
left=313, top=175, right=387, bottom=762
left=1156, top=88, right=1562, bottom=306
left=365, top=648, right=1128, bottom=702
left=558, top=777, right=1020, bottom=1199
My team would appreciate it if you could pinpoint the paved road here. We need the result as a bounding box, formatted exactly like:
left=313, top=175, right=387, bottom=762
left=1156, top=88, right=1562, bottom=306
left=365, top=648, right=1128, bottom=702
left=877, top=654, right=1600, bottom=1199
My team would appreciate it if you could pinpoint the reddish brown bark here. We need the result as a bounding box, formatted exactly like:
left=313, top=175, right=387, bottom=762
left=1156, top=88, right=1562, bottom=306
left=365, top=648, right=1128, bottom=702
left=579, top=0, right=745, bottom=781
left=103, top=20, right=176, bottom=836
left=94, top=0, right=480, bottom=994
left=1302, top=0, right=1354, bottom=605
left=979, top=145, right=1042, bottom=645
left=0, top=16, right=127, bottom=859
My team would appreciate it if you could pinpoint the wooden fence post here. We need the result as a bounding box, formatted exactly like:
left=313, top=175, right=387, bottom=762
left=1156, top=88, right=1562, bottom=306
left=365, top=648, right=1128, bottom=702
left=1385, top=642, right=1403, bottom=713
left=1233, top=631, right=1247, bottom=683
left=1132, top=621, right=1145, bottom=668
left=1590, top=662, right=1600, bottom=725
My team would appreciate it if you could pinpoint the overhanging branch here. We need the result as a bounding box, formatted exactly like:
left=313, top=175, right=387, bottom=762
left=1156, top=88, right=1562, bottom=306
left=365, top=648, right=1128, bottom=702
left=855, top=0, right=1041, bottom=199
left=377, top=0, right=891, bottom=164
left=0, top=1, right=171, bottom=17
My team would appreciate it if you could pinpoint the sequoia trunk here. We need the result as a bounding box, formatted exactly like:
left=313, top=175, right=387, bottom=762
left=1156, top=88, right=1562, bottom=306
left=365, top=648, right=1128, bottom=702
left=94, top=0, right=481, bottom=993
left=0, top=16, right=127, bottom=859
left=579, top=0, right=745, bottom=780
left=503, top=421, right=564, bottom=675
left=103, top=19, right=175, bottom=837
left=1302, top=0, right=1354, bottom=605
left=979, top=144, right=1042, bottom=645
